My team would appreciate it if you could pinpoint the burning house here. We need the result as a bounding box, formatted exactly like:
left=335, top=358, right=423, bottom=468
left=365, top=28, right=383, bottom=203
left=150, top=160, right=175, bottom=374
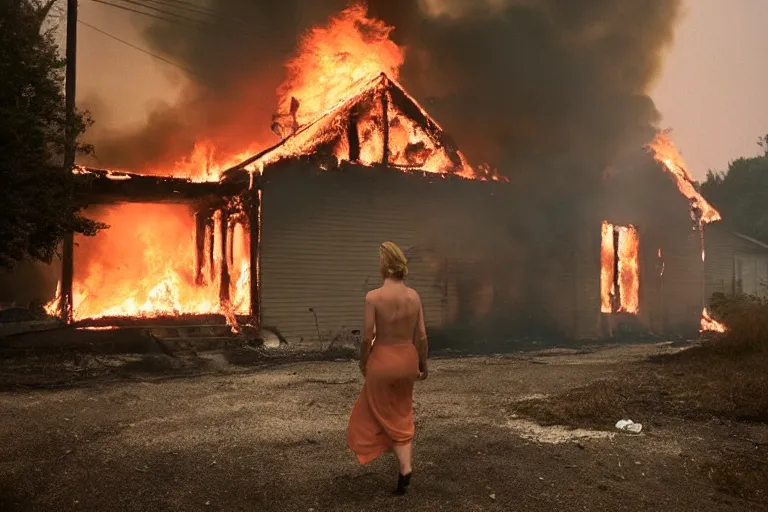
left=595, top=132, right=723, bottom=338
left=47, top=74, right=723, bottom=347
left=35, top=1, right=727, bottom=346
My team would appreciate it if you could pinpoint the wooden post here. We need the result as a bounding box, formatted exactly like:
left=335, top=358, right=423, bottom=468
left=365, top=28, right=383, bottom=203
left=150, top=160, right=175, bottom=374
left=207, top=217, right=215, bottom=284
left=381, top=91, right=389, bottom=166
left=227, top=220, right=236, bottom=269
left=58, top=0, right=78, bottom=323
left=194, top=211, right=206, bottom=285
left=219, top=210, right=231, bottom=303
left=348, top=104, right=360, bottom=163
left=248, top=190, right=261, bottom=325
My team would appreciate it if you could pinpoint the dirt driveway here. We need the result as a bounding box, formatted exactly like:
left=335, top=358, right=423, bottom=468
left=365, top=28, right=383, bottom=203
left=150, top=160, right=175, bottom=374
left=0, top=343, right=764, bottom=511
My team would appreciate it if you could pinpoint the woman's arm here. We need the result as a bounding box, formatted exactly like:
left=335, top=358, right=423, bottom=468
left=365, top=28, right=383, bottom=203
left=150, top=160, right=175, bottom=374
left=359, top=292, right=375, bottom=375
left=414, top=296, right=428, bottom=377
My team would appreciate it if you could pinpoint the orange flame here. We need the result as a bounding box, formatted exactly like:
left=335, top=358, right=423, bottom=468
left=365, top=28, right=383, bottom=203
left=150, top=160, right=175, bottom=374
left=701, top=307, right=727, bottom=333
left=616, top=225, right=640, bottom=314
left=275, top=3, right=404, bottom=132
left=600, top=221, right=615, bottom=313
left=600, top=221, right=640, bottom=314
left=46, top=204, right=250, bottom=322
left=265, top=4, right=503, bottom=181
left=145, top=140, right=259, bottom=182
left=646, top=131, right=721, bottom=225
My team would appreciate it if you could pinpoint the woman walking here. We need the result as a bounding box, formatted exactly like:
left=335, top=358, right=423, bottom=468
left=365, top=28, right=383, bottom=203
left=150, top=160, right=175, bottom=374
left=346, top=241, right=429, bottom=496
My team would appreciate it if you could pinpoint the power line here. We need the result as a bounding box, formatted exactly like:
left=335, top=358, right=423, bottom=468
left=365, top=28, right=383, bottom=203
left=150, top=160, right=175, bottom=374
left=135, top=0, right=224, bottom=20
left=107, top=0, right=212, bottom=25
left=136, top=0, right=248, bottom=26
left=90, top=0, right=197, bottom=26
left=78, top=20, right=202, bottom=79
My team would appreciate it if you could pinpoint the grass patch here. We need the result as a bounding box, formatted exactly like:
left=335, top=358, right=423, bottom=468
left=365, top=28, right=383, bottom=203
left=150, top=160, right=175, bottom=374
left=516, top=294, right=768, bottom=427
left=660, top=294, right=768, bottom=422
left=514, top=295, right=768, bottom=502
left=514, top=372, right=670, bottom=430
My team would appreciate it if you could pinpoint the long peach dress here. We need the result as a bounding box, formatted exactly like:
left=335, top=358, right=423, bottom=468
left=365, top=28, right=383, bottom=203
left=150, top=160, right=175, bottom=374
left=346, top=340, right=420, bottom=464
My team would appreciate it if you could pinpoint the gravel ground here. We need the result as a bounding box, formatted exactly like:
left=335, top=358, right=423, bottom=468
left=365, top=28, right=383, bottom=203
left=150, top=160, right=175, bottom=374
left=0, top=343, right=765, bottom=511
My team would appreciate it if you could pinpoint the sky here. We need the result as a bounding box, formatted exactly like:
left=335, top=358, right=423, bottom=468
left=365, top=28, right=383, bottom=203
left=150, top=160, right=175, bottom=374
left=652, top=0, right=768, bottom=179
left=61, top=0, right=768, bottom=182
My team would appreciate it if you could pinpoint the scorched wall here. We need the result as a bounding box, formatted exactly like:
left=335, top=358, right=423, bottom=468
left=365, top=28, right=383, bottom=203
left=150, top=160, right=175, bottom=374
left=258, top=161, right=509, bottom=348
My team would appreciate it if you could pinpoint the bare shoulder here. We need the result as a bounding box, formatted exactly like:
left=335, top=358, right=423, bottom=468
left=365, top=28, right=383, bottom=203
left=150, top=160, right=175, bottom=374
left=406, top=286, right=421, bottom=304
left=365, top=288, right=380, bottom=304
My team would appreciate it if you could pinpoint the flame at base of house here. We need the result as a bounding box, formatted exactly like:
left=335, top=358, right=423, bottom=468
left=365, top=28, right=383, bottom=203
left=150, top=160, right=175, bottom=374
left=700, top=308, right=727, bottom=333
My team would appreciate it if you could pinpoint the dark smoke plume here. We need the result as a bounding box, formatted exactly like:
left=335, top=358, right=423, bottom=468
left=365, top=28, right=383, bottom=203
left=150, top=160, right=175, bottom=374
left=368, top=0, right=680, bottom=187
left=88, top=0, right=680, bottom=182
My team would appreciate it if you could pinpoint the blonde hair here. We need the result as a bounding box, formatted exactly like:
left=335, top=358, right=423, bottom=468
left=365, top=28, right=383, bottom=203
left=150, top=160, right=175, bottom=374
left=380, top=241, right=408, bottom=280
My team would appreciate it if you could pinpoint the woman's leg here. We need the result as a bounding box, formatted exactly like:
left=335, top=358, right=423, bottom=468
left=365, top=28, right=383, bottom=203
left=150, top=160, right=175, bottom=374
left=392, top=441, right=413, bottom=475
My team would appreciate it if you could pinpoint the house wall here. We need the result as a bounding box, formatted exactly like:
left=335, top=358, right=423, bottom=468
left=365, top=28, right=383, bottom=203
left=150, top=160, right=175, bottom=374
left=705, top=226, right=768, bottom=300
left=259, top=156, right=707, bottom=347
left=258, top=161, right=511, bottom=348
left=568, top=226, right=603, bottom=340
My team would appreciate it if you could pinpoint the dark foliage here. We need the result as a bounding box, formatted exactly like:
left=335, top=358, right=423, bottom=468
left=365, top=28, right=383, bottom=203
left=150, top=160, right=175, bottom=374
left=0, top=0, right=105, bottom=268
left=701, top=136, right=768, bottom=244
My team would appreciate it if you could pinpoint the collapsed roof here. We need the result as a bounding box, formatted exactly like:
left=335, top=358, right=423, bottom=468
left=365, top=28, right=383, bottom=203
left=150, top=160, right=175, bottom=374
left=224, top=73, right=474, bottom=178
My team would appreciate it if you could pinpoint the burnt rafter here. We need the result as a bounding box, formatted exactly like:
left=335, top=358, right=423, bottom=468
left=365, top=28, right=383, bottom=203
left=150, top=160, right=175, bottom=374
left=75, top=167, right=245, bottom=205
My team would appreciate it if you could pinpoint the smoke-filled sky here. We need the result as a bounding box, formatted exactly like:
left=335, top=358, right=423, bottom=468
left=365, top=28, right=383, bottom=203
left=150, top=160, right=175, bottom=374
left=64, top=0, right=768, bottom=180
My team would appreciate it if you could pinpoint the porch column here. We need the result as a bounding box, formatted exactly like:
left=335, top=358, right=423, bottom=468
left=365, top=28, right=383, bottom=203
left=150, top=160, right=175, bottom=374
left=194, top=211, right=207, bottom=286
left=219, top=210, right=231, bottom=303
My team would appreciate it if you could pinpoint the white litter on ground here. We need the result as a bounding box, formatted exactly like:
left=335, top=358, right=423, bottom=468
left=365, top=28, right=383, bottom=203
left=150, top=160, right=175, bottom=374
left=615, top=419, right=643, bottom=434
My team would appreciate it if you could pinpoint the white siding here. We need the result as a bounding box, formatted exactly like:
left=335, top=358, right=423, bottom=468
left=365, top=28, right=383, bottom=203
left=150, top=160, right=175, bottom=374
left=705, top=226, right=768, bottom=300
left=259, top=164, right=452, bottom=347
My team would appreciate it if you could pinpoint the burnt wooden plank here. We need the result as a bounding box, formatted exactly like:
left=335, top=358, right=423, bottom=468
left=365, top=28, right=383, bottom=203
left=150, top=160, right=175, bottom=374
left=75, top=168, right=245, bottom=204
left=219, top=211, right=231, bottom=303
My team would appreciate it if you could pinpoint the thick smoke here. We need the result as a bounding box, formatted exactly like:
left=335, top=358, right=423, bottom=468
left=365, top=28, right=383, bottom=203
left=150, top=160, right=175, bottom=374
left=89, top=0, right=680, bottom=182
left=86, top=1, right=348, bottom=171
left=368, top=0, right=680, bottom=186
left=39, top=0, right=682, bottom=336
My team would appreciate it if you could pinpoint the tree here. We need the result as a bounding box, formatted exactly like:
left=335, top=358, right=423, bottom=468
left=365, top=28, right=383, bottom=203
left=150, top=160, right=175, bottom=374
left=701, top=135, right=768, bottom=243
left=0, top=0, right=104, bottom=269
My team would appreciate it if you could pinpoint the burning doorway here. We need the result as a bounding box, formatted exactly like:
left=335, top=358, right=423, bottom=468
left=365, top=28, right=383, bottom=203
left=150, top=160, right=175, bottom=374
left=600, top=221, right=640, bottom=315
left=60, top=203, right=250, bottom=321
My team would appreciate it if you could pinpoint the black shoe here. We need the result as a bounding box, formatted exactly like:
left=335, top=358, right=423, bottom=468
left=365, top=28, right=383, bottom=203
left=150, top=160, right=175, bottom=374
left=394, top=472, right=412, bottom=495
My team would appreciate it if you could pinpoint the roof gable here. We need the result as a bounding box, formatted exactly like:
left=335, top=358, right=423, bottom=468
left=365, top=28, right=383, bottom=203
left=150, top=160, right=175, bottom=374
left=225, top=73, right=471, bottom=177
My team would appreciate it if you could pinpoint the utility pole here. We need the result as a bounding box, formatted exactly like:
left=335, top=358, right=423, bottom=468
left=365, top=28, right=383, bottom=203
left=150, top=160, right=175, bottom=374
left=58, top=0, right=77, bottom=323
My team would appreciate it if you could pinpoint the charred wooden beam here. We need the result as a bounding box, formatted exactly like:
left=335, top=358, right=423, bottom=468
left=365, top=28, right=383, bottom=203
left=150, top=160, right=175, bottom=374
left=227, top=220, right=236, bottom=269
left=248, top=190, right=261, bottom=325
left=219, top=210, right=231, bottom=303
left=194, top=211, right=207, bottom=286
left=207, top=219, right=216, bottom=284
left=381, top=91, right=390, bottom=166
left=348, top=104, right=360, bottom=163
left=612, top=228, right=621, bottom=313
left=75, top=168, right=245, bottom=205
